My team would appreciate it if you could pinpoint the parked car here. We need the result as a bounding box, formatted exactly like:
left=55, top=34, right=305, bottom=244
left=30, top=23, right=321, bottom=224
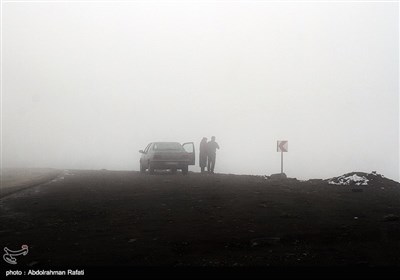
left=139, top=142, right=195, bottom=175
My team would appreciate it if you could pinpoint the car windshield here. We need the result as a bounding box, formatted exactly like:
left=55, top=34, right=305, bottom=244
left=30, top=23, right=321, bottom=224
left=153, top=142, right=183, bottom=151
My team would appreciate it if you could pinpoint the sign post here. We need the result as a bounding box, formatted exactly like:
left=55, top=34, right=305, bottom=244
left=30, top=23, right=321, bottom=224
left=277, top=140, right=288, bottom=174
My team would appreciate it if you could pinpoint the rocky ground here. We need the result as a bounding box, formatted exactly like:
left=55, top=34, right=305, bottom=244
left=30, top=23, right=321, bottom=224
left=0, top=169, right=399, bottom=275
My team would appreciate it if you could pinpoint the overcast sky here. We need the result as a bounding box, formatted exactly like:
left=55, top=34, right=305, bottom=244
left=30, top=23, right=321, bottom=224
left=2, top=1, right=399, bottom=181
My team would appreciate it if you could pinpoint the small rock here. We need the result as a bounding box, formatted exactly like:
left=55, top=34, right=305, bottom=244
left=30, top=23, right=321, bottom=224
left=355, top=261, right=369, bottom=267
left=354, top=217, right=359, bottom=220
left=280, top=213, right=299, bottom=219
left=251, top=237, right=280, bottom=247
left=308, top=179, right=324, bottom=183
left=269, top=173, right=287, bottom=180
left=128, top=239, right=137, bottom=243
left=351, top=188, right=363, bottom=192
left=28, top=261, right=39, bottom=267
left=384, top=214, right=399, bottom=222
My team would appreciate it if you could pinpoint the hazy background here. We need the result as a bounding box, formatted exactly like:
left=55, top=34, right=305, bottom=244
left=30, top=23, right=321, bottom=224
left=2, top=1, right=399, bottom=181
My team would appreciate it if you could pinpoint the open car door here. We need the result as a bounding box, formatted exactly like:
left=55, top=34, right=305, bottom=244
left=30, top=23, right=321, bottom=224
left=182, top=142, right=195, bottom=165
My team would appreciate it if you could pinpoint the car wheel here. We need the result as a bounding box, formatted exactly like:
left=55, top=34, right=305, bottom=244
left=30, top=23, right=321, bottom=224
left=182, top=165, right=188, bottom=175
left=149, top=162, right=155, bottom=175
left=140, top=161, right=146, bottom=173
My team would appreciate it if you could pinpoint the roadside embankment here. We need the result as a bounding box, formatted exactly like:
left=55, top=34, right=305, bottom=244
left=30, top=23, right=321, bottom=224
left=0, top=168, right=61, bottom=198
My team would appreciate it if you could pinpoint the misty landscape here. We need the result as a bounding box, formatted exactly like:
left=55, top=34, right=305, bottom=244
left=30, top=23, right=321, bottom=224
left=1, top=0, right=399, bottom=276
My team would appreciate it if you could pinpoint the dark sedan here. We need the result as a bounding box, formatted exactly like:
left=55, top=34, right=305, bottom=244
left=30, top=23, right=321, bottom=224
left=139, top=142, right=195, bottom=175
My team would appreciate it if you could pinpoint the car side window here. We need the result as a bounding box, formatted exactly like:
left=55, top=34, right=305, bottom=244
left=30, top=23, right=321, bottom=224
left=144, top=143, right=151, bottom=153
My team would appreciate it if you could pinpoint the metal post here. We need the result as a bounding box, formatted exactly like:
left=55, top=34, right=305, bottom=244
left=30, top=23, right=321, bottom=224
left=281, top=151, right=283, bottom=174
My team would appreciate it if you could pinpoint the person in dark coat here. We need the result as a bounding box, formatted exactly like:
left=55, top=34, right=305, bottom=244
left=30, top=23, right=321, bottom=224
left=199, top=137, right=208, bottom=173
left=207, top=136, right=220, bottom=174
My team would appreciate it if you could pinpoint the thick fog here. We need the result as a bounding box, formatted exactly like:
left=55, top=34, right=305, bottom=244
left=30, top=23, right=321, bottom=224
left=2, top=1, right=399, bottom=181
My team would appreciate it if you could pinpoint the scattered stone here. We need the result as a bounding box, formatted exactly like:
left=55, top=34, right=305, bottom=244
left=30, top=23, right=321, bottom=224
left=251, top=237, right=280, bottom=247
left=27, top=261, right=39, bottom=267
left=383, top=214, right=399, bottom=222
left=280, top=213, right=299, bottom=219
left=128, top=239, right=137, bottom=243
left=354, top=261, right=369, bottom=267
left=308, top=179, right=324, bottom=183
left=351, top=188, right=363, bottom=192
left=269, top=173, right=287, bottom=180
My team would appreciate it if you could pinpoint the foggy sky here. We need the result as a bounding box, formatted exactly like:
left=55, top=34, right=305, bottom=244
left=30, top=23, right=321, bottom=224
left=2, top=1, right=399, bottom=181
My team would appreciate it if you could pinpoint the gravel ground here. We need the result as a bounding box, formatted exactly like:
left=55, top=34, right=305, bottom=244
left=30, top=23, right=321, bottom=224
left=0, top=169, right=399, bottom=272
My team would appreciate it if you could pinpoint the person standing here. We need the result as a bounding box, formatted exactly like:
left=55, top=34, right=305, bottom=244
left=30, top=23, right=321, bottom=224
left=207, top=136, right=220, bottom=174
left=199, top=137, right=208, bottom=173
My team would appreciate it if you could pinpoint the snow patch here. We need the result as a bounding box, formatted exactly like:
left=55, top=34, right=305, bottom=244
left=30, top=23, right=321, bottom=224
left=328, top=174, right=369, bottom=186
left=64, top=170, right=74, bottom=176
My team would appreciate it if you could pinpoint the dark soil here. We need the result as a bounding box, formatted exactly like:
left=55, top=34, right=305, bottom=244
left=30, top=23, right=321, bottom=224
left=1, top=169, right=399, bottom=270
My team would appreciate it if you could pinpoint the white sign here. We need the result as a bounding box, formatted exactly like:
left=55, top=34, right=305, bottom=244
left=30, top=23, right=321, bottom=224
left=277, top=141, right=288, bottom=152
